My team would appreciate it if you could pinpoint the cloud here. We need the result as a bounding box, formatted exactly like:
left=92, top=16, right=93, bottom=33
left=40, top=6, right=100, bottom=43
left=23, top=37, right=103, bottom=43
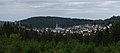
left=98, top=1, right=120, bottom=8
left=0, top=0, right=120, bottom=21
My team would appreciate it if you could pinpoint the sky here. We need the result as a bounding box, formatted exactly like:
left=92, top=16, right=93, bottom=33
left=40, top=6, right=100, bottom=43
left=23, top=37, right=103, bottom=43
left=0, top=0, right=120, bottom=21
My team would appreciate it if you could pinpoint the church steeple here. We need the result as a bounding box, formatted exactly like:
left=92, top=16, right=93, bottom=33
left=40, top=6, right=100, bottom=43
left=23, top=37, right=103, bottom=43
left=56, top=24, right=58, bottom=28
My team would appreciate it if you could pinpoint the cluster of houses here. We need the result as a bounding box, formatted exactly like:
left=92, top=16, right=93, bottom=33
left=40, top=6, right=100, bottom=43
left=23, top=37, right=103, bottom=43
left=16, top=22, right=112, bottom=36
left=33, top=24, right=112, bottom=36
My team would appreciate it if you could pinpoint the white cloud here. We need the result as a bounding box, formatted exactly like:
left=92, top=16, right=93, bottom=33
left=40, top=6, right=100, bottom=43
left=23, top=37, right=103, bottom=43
left=0, top=0, right=120, bottom=21
left=98, top=1, right=120, bottom=8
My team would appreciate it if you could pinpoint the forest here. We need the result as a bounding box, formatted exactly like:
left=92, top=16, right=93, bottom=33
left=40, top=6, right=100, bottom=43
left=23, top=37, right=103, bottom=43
left=0, top=16, right=120, bottom=53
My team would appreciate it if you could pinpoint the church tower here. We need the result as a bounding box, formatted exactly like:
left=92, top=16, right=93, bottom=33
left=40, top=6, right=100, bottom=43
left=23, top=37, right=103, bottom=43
left=56, top=24, right=58, bottom=28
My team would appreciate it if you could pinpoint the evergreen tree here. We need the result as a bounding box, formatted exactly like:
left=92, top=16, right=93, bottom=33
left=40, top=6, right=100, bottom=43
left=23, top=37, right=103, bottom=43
left=111, top=22, right=120, bottom=42
left=94, top=29, right=104, bottom=45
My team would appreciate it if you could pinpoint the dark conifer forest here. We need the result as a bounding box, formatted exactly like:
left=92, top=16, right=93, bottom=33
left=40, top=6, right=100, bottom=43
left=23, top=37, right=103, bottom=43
left=0, top=16, right=120, bottom=53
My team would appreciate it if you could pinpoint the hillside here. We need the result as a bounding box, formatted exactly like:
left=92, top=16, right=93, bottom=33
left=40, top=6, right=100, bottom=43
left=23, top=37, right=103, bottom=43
left=19, top=16, right=120, bottom=28
left=20, top=16, right=97, bottom=28
left=0, top=21, right=5, bottom=25
left=105, top=16, right=120, bottom=22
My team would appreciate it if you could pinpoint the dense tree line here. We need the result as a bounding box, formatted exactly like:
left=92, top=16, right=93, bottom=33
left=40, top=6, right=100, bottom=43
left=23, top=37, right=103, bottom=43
left=0, top=34, right=120, bottom=53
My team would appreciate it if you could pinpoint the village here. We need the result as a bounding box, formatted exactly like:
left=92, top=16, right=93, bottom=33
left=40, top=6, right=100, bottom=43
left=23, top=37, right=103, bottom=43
left=31, top=23, right=112, bottom=36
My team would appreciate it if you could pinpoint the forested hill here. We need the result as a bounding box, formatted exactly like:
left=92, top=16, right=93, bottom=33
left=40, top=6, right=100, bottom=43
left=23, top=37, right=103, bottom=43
left=15, top=16, right=120, bottom=28
left=105, top=16, right=120, bottom=22
left=0, top=21, right=5, bottom=25
left=20, top=16, right=99, bottom=28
